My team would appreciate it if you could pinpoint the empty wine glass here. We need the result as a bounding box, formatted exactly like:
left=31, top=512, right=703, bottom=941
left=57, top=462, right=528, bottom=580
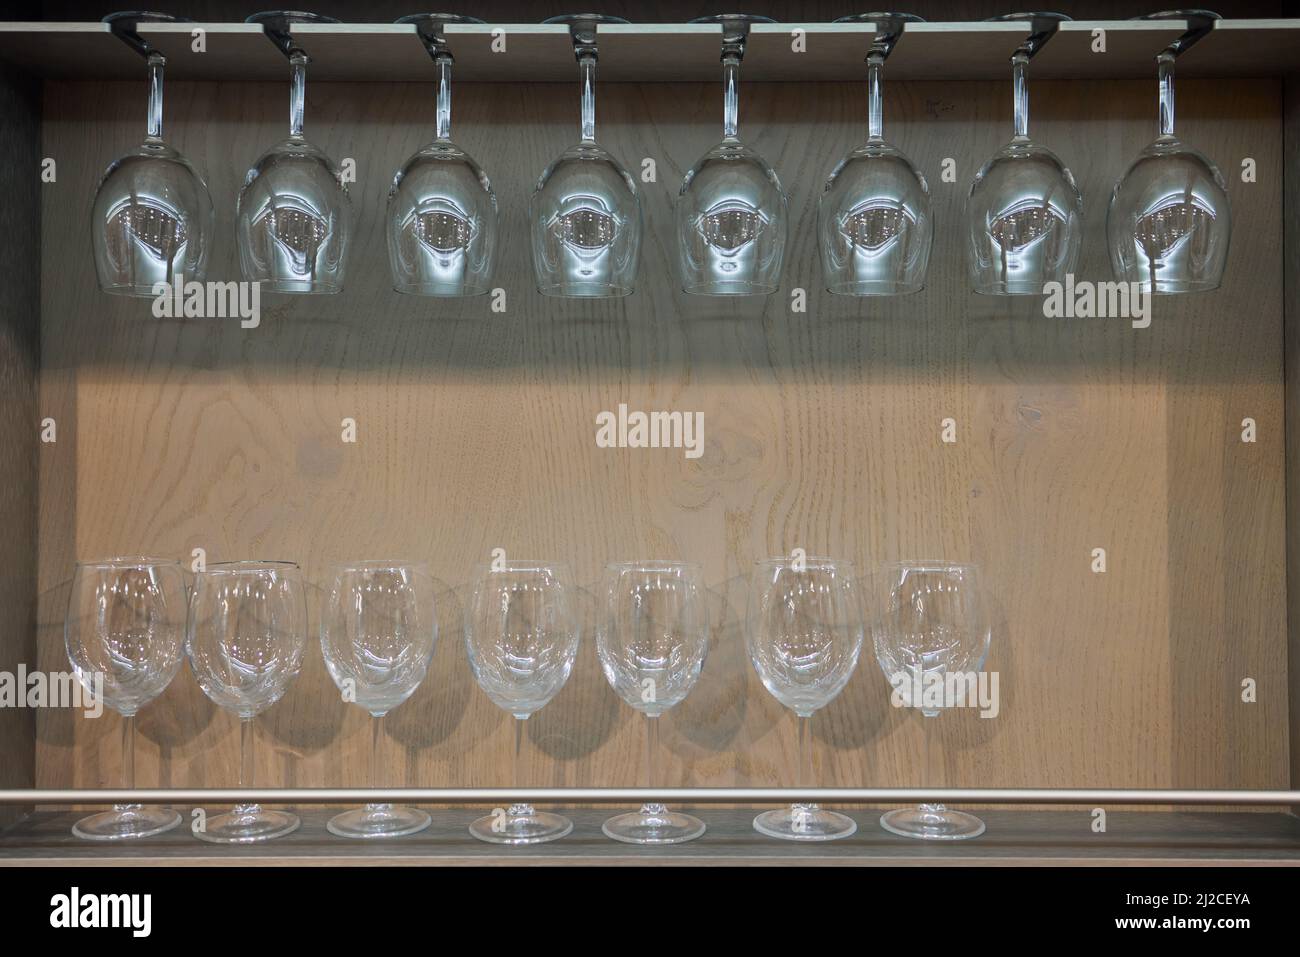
left=820, top=13, right=931, bottom=295
left=967, top=12, right=1082, bottom=295
left=92, top=12, right=213, bottom=296
left=530, top=14, right=641, bottom=297
left=678, top=14, right=787, bottom=295
left=747, top=557, right=864, bottom=840
left=388, top=14, right=498, bottom=296
left=872, top=561, right=991, bottom=840
left=320, top=562, right=437, bottom=839
left=186, top=560, right=307, bottom=843
left=65, top=558, right=187, bottom=840
left=237, top=11, right=352, bottom=294
left=597, top=561, right=709, bottom=844
left=464, top=561, right=580, bottom=844
left=1107, top=10, right=1230, bottom=293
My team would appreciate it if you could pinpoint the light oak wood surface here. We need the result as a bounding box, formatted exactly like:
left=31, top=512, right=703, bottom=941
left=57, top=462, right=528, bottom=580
left=32, top=77, right=1287, bottom=802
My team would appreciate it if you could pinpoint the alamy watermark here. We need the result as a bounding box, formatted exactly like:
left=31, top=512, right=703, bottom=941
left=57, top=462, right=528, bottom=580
left=0, top=665, right=102, bottom=717
left=151, top=272, right=261, bottom=328
left=888, top=670, right=1000, bottom=718
left=595, top=403, right=704, bottom=460
left=1042, top=274, right=1151, bottom=329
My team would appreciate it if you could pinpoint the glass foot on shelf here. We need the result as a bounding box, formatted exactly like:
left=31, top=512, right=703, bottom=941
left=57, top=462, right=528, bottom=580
left=880, top=804, right=986, bottom=841
left=193, top=804, right=301, bottom=844
left=71, top=804, right=182, bottom=841
left=327, top=803, right=431, bottom=839
left=468, top=804, right=572, bottom=845
left=602, top=804, right=706, bottom=845
left=753, top=803, right=857, bottom=842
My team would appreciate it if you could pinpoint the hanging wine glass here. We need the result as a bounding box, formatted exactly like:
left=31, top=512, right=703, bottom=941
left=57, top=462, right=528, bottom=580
left=237, top=11, right=352, bottom=294
left=820, top=13, right=931, bottom=296
left=678, top=14, right=787, bottom=296
left=388, top=14, right=498, bottom=296
left=92, top=12, right=213, bottom=296
left=530, top=14, right=642, bottom=298
left=1107, top=10, right=1230, bottom=293
left=966, top=12, right=1082, bottom=295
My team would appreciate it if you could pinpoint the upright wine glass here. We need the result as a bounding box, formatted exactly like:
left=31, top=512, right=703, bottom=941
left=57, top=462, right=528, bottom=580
left=678, top=14, right=787, bottom=295
left=819, top=13, right=931, bottom=296
left=597, top=561, right=710, bottom=844
left=320, top=561, right=438, bottom=838
left=966, top=12, right=1082, bottom=295
left=464, top=561, right=580, bottom=844
left=186, top=560, right=307, bottom=843
left=1107, top=10, right=1230, bottom=293
left=872, top=562, right=991, bottom=840
left=747, top=557, right=864, bottom=840
left=237, top=11, right=352, bottom=294
left=388, top=14, right=498, bottom=296
left=92, top=12, right=213, bottom=295
left=530, top=14, right=641, bottom=297
left=65, top=558, right=187, bottom=839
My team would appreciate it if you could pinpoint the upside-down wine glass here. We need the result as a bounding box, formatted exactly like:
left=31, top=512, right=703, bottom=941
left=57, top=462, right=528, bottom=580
left=237, top=11, right=352, bottom=293
left=1107, top=10, right=1230, bottom=293
left=65, top=558, right=187, bottom=839
left=465, top=561, right=581, bottom=844
left=819, top=13, right=932, bottom=295
left=92, top=12, right=214, bottom=296
left=966, top=12, right=1082, bottom=295
left=388, top=14, right=498, bottom=296
left=678, top=14, right=787, bottom=295
left=320, top=562, right=438, bottom=838
left=747, top=556, right=864, bottom=840
left=597, top=561, right=710, bottom=844
left=530, top=15, right=642, bottom=297
left=872, top=561, right=991, bottom=840
left=186, top=560, right=307, bottom=843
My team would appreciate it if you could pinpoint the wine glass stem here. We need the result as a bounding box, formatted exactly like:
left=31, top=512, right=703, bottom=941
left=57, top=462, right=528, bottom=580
left=722, top=54, right=739, bottom=139
left=866, top=54, right=884, bottom=142
left=797, top=713, right=812, bottom=791
left=579, top=53, right=596, bottom=144
left=510, top=716, right=534, bottom=818
left=642, top=714, right=661, bottom=817
left=1157, top=51, right=1176, bottom=138
left=236, top=716, right=257, bottom=816
left=435, top=54, right=452, bottom=142
left=922, top=712, right=943, bottom=812
left=289, top=52, right=307, bottom=138
left=1012, top=52, right=1029, bottom=139
left=145, top=53, right=164, bottom=141
left=368, top=712, right=385, bottom=811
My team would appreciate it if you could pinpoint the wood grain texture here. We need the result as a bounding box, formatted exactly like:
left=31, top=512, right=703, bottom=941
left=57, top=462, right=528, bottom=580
left=33, top=77, right=1287, bottom=802
left=0, top=65, right=40, bottom=830
left=1286, top=77, right=1300, bottom=803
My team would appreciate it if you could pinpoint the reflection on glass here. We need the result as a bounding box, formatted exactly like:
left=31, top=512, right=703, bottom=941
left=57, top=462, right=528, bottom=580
left=966, top=14, right=1081, bottom=295
left=92, top=15, right=213, bottom=296
left=820, top=13, right=931, bottom=296
left=531, top=15, right=641, bottom=298
left=388, top=15, right=498, bottom=296
left=678, top=14, right=786, bottom=296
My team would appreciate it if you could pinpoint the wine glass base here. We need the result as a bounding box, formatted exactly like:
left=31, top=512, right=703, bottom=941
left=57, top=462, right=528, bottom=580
left=682, top=281, right=779, bottom=297
left=256, top=279, right=341, bottom=295
left=193, top=807, right=301, bottom=844
left=1139, top=279, right=1222, bottom=295
left=880, top=805, right=986, bottom=841
left=468, top=810, right=573, bottom=845
left=72, top=806, right=182, bottom=841
left=100, top=283, right=174, bottom=299
left=393, top=282, right=490, bottom=298
left=326, top=804, right=431, bottom=839
left=601, top=807, right=706, bottom=845
left=537, top=282, right=634, bottom=299
left=973, top=281, right=1052, bottom=296
left=752, top=804, right=857, bottom=842
left=826, top=280, right=923, bottom=297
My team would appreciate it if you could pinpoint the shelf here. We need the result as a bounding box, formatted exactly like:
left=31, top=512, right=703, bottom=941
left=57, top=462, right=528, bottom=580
left=4, top=809, right=1300, bottom=866
left=0, top=19, right=1296, bottom=82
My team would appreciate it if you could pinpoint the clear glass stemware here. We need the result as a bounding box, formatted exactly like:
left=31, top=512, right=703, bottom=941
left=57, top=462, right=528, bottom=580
left=1107, top=10, right=1230, bottom=293
left=237, top=11, right=352, bottom=294
left=747, top=557, right=864, bottom=840
left=819, top=13, right=931, bottom=296
left=597, top=561, right=710, bottom=844
left=186, top=560, right=307, bottom=843
left=92, top=13, right=213, bottom=296
left=464, top=561, right=580, bottom=844
left=320, top=562, right=438, bottom=839
left=388, top=14, right=498, bottom=296
left=872, top=562, right=991, bottom=840
left=678, top=14, right=787, bottom=296
left=966, top=12, right=1082, bottom=295
left=530, top=14, right=642, bottom=298
left=65, top=557, right=187, bottom=840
